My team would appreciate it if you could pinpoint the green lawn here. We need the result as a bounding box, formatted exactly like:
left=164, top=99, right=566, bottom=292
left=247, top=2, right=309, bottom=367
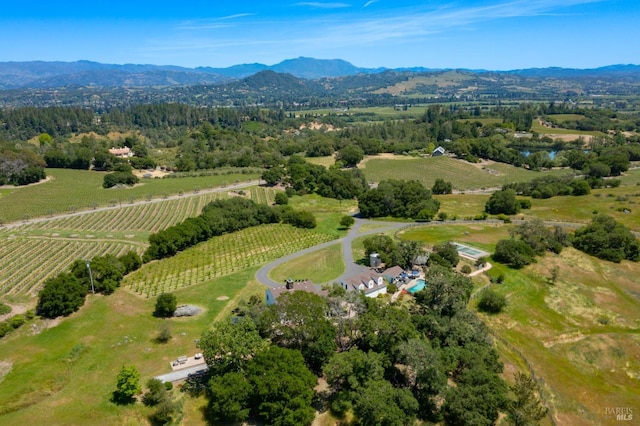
left=0, top=269, right=265, bottom=425
left=546, top=113, right=586, bottom=122
left=0, top=168, right=260, bottom=223
left=268, top=243, right=344, bottom=284
left=360, top=155, right=572, bottom=190
left=305, top=156, right=336, bottom=168
left=530, top=120, right=602, bottom=136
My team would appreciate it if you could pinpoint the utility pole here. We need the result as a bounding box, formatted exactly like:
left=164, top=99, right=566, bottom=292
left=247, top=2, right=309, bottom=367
left=86, top=260, right=95, bottom=294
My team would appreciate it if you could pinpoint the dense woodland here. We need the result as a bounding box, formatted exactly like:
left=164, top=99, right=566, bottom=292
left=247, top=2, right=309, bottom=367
left=192, top=266, right=547, bottom=426
left=2, top=102, right=640, bottom=193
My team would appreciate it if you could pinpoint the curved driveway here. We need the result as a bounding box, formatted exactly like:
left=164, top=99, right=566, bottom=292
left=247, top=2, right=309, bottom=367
left=255, top=218, right=406, bottom=288
left=254, top=217, right=624, bottom=289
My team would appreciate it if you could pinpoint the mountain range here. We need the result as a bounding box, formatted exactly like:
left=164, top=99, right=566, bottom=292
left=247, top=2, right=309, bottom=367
left=2, top=57, right=638, bottom=90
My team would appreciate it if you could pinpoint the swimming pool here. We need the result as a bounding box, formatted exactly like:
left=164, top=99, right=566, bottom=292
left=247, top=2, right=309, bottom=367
left=408, top=278, right=426, bottom=294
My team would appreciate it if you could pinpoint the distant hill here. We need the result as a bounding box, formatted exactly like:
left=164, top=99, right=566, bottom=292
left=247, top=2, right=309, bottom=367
left=1, top=57, right=639, bottom=90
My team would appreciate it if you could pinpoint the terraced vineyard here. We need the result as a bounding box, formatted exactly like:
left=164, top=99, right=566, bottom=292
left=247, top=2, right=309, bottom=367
left=16, top=192, right=227, bottom=234
left=0, top=237, right=142, bottom=297
left=124, top=223, right=336, bottom=298
left=0, top=191, right=241, bottom=298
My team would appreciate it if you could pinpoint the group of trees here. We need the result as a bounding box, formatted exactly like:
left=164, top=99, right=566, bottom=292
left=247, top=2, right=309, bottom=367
left=485, top=188, right=531, bottom=215
left=573, top=215, right=640, bottom=263
left=193, top=266, right=546, bottom=425
left=263, top=155, right=368, bottom=200
left=359, top=179, right=440, bottom=220
left=362, top=235, right=425, bottom=269
left=36, top=251, right=142, bottom=318
left=493, top=215, right=639, bottom=268
left=503, top=175, right=593, bottom=199
left=493, top=219, right=570, bottom=268
left=144, top=197, right=316, bottom=261
left=0, top=146, right=47, bottom=186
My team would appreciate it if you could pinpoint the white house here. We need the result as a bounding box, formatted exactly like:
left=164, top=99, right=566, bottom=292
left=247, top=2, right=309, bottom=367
left=108, top=147, right=134, bottom=158
left=432, top=146, right=446, bottom=157
left=340, top=271, right=388, bottom=298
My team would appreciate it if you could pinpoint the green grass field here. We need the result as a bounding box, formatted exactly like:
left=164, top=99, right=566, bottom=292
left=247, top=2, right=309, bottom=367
left=396, top=223, right=640, bottom=424
left=0, top=269, right=265, bottom=425
left=530, top=121, right=603, bottom=137
left=360, top=155, right=573, bottom=190
left=524, top=186, right=640, bottom=232
left=268, top=243, right=344, bottom=284
left=305, top=156, right=336, bottom=168
left=0, top=168, right=260, bottom=223
left=546, top=113, right=586, bottom=122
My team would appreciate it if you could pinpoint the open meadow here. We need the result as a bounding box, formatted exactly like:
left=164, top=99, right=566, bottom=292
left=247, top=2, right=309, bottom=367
left=359, top=155, right=573, bottom=190
left=396, top=224, right=640, bottom=425
left=0, top=268, right=265, bottom=425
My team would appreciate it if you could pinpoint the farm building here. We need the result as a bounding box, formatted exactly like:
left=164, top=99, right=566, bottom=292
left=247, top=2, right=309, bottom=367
left=432, top=146, right=446, bottom=156
left=265, top=278, right=327, bottom=305
left=369, top=252, right=382, bottom=268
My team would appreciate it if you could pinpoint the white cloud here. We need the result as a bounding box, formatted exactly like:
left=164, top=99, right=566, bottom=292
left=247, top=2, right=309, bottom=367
left=295, top=2, right=351, bottom=9
left=363, top=0, right=378, bottom=8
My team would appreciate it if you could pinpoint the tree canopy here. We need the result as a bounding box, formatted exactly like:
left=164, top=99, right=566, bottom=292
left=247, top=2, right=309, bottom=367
left=358, top=179, right=440, bottom=220
left=572, top=215, right=639, bottom=262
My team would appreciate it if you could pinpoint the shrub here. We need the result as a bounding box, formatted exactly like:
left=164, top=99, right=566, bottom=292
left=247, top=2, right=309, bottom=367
left=493, top=239, right=536, bottom=269
left=0, top=303, right=10, bottom=316
left=103, top=171, right=139, bottom=188
left=274, top=192, right=289, bottom=205
left=461, top=265, right=472, bottom=274
left=519, top=199, right=532, bottom=209
left=155, top=323, right=172, bottom=343
left=9, top=314, right=25, bottom=329
left=154, top=293, right=177, bottom=318
left=340, top=215, right=355, bottom=229
left=478, top=289, right=507, bottom=314
left=485, top=189, right=520, bottom=215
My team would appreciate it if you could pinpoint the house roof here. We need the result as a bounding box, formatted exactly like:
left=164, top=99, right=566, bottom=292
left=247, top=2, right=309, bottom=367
left=267, top=280, right=327, bottom=302
left=382, top=266, right=404, bottom=279
left=341, top=271, right=387, bottom=294
left=432, top=146, right=445, bottom=154
left=109, top=147, right=132, bottom=156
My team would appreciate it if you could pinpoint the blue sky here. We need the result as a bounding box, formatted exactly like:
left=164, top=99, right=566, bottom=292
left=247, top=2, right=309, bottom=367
left=1, top=0, right=637, bottom=70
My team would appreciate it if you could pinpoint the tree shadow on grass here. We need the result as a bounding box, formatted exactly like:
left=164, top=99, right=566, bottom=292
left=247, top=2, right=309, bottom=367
left=110, top=391, right=136, bottom=406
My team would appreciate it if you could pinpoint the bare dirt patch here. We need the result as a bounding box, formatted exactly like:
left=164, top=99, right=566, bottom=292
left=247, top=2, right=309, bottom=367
left=0, top=360, right=13, bottom=384
left=300, top=122, right=337, bottom=132
left=216, top=296, right=230, bottom=301
left=132, top=168, right=172, bottom=179
left=359, top=153, right=415, bottom=167
left=0, top=303, right=27, bottom=322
